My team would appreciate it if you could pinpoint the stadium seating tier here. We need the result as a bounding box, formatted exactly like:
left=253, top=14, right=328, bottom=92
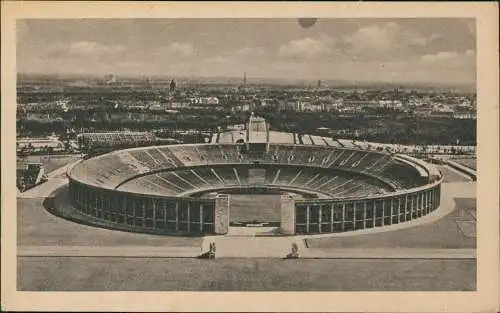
left=70, top=143, right=432, bottom=198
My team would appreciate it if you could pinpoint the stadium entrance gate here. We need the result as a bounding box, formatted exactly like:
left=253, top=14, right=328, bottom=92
left=227, top=192, right=281, bottom=236
left=210, top=188, right=298, bottom=236
left=213, top=187, right=294, bottom=236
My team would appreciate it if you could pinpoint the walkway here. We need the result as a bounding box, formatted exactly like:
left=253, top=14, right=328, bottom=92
left=18, top=158, right=81, bottom=199
left=17, top=242, right=475, bottom=259
left=18, top=245, right=202, bottom=258
left=18, top=179, right=68, bottom=199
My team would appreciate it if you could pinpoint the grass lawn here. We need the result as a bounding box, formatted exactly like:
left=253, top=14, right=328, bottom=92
left=19, top=154, right=81, bottom=174
left=450, top=157, right=476, bottom=170
left=437, top=166, right=472, bottom=183
left=18, top=257, right=476, bottom=291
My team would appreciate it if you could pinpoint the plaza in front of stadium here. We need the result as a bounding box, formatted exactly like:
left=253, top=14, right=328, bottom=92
left=17, top=116, right=477, bottom=291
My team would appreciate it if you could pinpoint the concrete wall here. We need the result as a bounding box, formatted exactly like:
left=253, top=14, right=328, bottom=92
left=214, top=194, right=230, bottom=235
left=280, top=194, right=296, bottom=235
left=68, top=179, right=216, bottom=236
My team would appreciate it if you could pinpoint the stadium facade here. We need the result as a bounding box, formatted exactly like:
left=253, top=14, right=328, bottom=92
left=67, top=116, right=443, bottom=236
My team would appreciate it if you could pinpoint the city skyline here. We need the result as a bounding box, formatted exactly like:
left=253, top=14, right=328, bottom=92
left=17, top=18, right=476, bottom=84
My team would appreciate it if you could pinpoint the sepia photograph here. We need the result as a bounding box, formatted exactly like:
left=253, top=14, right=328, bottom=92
left=2, top=2, right=499, bottom=312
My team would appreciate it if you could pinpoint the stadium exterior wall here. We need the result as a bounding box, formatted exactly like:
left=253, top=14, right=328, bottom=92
left=68, top=179, right=218, bottom=235
left=68, top=176, right=441, bottom=236
left=292, top=178, right=442, bottom=234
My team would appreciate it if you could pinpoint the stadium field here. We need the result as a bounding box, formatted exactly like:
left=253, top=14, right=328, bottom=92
left=229, top=194, right=281, bottom=223
left=18, top=257, right=475, bottom=291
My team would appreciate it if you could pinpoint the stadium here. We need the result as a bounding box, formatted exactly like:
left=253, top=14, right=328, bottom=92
left=17, top=114, right=477, bottom=291
left=61, top=115, right=443, bottom=237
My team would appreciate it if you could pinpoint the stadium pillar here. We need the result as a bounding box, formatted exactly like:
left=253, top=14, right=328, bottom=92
left=175, top=202, right=179, bottom=231
left=427, top=190, right=432, bottom=212
left=363, top=201, right=367, bottom=229
left=342, top=203, right=346, bottom=231
left=420, top=193, right=425, bottom=216
left=132, top=199, right=137, bottom=227
left=318, top=206, right=322, bottom=233
left=330, top=204, right=334, bottom=232
left=389, top=198, right=394, bottom=225
left=214, top=194, right=230, bottom=235
left=381, top=201, right=385, bottom=226
left=306, top=205, right=310, bottom=233
left=280, top=195, right=295, bottom=235
left=187, top=202, right=191, bottom=232
left=404, top=195, right=408, bottom=222
left=152, top=199, right=156, bottom=230
left=199, top=203, right=204, bottom=232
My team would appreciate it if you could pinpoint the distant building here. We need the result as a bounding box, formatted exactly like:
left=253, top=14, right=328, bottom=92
left=17, top=136, right=64, bottom=153
left=142, top=77, right=151, bottom=89
left=169, top=79, right=176, bottom=93
left=104, top=74, right=117, bottom=85
left=413, top=108, right=432, bottom=118
left=190, top=97, right=220, bottom=105
left=17, top=161, right=47, bottom=192
left=430, top=111, right=454, bottom=118
left=453, top=112, right=476, bottom=119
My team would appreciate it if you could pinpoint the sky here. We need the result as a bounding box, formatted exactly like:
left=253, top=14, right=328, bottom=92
left=17, top=18, right=476, bottom=84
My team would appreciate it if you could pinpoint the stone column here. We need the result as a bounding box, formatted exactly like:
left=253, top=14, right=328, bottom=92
left=330, top=204, right=334, bottom=232
left=214, top=194, right=230, bottom=235
left=342, top=203, right=346, bottom=231
left=389, top=198, right=394, bottom=225
left=381, top=200, right=385, bottom=226
left=123, top=196, right=128, bottom=225
left=142, top=200, right=146, bottom=227
left=404, top=194, right=409, bottom=221
left=132, top=198, right=136, bottom=227
left=175, top=202, right=179, bottom=231
left=280, top=194, right=295, bottom=235
left=163, top=202, right=167, bottom=229
left=318, top=205, right=322, bottom=233
left=306, top=204, right=310, bottom=233
left=363, top=201, right=367, bottom=229
left=427, top=191, right=431, bottom=214
left=152, top=199, right=156, bottom=230
left=200, top=203, right=204, bottom=232
left=187, top=202, right=191, bottom=232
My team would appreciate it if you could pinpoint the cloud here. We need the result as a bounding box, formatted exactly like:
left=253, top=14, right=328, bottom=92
left=236, top=46, right=265, bottom=56
left=421, top=50, right=475, bottom=66
left=42, top=41, right=126, bottom=59
left=202, top=55, right=235, bottom=64
left=416, top=50, right=476, bottom=82
left=68, top=41, right=125, bottom=56
left=169, top=42, right=194, bottom=55
left=16, top=19, right=476, bottom=84
left=152, top=42, right=194, bottom=57
left=116, top=61, right=143, bottom=68
left=278, top=37, right=332, bottom=58
left=343, top=22, right=428, bottom=60
left=344, top=22, right=399, bottom=53
left=421, top=51, right=459, bottom=62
